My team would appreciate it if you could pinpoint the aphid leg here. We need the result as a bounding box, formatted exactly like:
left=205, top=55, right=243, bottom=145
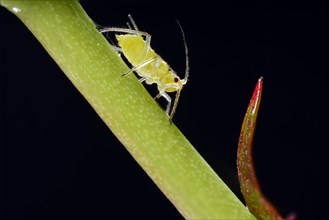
left=122, top=56, right=158, bottom=77
left=169, top=88, right=182, bottom=122
left=142, top=32, right=151, bottom=62
left=100, top=27, right=148, bottom=36
left=162, top=93, right=172, bottom=117
left=138, top=77, right=147, bottom=83
left=154, top=92, right=172, bottom=118
left=111, top=46, right=123, bottom=53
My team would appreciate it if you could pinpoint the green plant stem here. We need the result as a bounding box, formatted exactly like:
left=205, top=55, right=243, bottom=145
left=1, top=1, right=255, bottom=219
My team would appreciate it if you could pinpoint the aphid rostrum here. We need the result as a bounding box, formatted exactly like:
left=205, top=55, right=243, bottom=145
left=100, top=15, right=189, bottom=122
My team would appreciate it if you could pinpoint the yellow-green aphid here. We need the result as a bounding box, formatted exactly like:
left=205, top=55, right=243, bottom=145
left=100, top=15, right=189, bottom=122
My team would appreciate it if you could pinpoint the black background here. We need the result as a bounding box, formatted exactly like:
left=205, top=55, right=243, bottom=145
left=1, top=1, right=328, bottom=220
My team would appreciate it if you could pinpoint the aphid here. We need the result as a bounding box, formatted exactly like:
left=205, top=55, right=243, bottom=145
left=100, top=15, right=189, bottom=122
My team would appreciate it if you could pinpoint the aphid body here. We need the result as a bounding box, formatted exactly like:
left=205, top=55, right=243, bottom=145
left=100, top=15, right=189, bottom=122
left=116, top=34, right=184, bottom=92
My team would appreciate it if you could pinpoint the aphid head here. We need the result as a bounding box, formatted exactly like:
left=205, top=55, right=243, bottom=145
left=161, top=75, right=182, bottom=93
left=173, top=76, right=184, bottom=90
left=181, top=77, right=188, bottom=85
left=174, top=76, right=187, bottom=87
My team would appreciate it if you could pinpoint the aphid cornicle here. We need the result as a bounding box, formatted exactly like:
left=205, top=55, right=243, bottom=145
left=100, top=15, right=189, bottom=122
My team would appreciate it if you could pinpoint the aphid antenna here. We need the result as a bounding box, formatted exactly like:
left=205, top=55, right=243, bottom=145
left=176, top=19, right=189, bottom=85
left=167, top=20, right=189, bottom=122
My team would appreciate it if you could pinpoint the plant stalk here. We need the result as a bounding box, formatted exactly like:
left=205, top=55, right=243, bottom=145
left=1, top=1, right=255, bottom=219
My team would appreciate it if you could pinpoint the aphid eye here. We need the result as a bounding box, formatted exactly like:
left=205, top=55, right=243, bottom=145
left=174, top=77, right=179, bottom=83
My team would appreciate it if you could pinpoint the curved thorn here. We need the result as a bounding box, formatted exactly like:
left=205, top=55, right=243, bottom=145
left=237, top=77, right=291, bottom=220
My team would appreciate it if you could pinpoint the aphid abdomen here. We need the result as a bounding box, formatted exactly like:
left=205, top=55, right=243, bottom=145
left=116, top=34, right=158, bottom=78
